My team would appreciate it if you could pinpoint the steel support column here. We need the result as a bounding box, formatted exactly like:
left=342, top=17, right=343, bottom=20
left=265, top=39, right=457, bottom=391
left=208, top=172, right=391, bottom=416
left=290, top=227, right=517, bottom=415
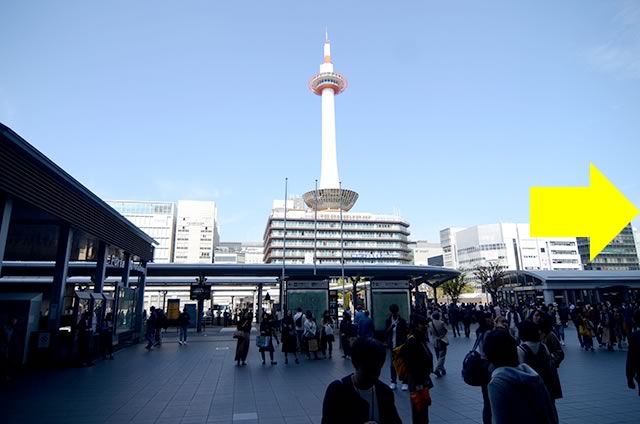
left=257, top=283, right=263, bottom=323
left=48, top=224, right=73, bottom=332
left=93, top=241, right=108, bottom=293
left=134, top=261, right=147, bottom=339
left=0, top=196, right=13, bottom=276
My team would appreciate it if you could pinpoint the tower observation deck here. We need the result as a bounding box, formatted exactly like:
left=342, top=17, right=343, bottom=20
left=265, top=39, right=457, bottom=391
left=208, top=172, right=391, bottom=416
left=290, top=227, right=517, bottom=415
left=303, top=35, right=359, bottom=211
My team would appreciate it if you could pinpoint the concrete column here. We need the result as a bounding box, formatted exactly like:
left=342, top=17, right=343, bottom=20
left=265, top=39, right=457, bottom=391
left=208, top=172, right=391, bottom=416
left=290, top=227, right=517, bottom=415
left=543, top=289, right=555, bottom=305
left=0, top=196, right=13, bottom=276
left=562, top=290, right=569, bottom=305
left=48, top=224, right=74, bottom=332
left=134, top=262, right=147, bottom=339
left=257, top=283, right=264, bottom=324
left=93, top=241, right=108, bottom=293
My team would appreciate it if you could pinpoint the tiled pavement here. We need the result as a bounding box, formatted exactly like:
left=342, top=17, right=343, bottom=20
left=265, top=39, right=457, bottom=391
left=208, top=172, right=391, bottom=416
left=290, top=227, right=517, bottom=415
left=1, top=325, right=639, bottom=424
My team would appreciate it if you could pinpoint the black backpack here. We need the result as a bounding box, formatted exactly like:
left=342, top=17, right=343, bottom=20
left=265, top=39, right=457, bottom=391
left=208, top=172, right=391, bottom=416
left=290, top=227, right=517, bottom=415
left=462, top=334, right=491, bottom=386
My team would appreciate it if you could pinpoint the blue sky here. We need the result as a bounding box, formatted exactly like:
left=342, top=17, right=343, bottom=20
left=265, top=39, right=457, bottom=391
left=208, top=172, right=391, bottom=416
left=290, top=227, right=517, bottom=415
left=2, top=0, right=639, bottom=242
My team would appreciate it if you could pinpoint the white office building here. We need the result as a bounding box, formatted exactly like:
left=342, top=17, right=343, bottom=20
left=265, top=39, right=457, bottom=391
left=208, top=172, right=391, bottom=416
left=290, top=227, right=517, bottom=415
left=215, top=242, right=264, bottom=264
left=440, top=224, right=582, bottom=272
left=264, top=198, right=411, bottom=265
left=174, top=200, right=219, bottom=263
left=409, top=241, right=443, bottom=266
left=108, top=200, right=176, bottom=262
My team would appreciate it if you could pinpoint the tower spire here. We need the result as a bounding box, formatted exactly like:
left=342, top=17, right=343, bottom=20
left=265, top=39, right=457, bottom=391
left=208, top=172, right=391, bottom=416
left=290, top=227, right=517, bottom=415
left=304, top=36, right=358, bottom=212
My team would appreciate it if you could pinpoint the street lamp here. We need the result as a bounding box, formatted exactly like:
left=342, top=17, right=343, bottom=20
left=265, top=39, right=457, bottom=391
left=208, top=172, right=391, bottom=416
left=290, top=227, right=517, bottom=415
left=159, top=290, right=168, bottom=311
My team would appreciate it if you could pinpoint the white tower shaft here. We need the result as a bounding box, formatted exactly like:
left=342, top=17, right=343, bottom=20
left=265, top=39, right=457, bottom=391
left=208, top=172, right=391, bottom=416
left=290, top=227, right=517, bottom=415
left=320, top=87, right=340, bottom=189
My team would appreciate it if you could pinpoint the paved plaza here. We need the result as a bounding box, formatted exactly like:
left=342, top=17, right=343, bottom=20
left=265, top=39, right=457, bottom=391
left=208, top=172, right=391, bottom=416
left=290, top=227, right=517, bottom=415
left=1, top=324, right=639, bottom=424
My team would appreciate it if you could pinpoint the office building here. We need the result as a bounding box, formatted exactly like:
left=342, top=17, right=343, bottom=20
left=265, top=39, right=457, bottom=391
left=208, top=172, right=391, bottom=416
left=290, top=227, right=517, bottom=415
left=108, top=200, right=176, bottom=262
left=215, top=242, right=264, bottom=264
left=440, top=224, right=583, bottom=272
left=409, top=240, right=443, bottom=266
left=578, top=223, right=639, bottom=271
left=174, top=200, right=219, bottom=263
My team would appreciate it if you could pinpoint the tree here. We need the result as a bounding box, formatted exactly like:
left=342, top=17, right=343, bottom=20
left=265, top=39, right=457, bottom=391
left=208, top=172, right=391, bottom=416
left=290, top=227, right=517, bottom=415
left=440, top=272, right=469, bottom=304
left=473, top=262, right=507, bottom=303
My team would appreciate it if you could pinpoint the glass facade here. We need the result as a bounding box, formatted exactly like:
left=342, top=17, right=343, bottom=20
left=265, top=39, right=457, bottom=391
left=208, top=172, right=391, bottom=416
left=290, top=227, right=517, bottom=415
left=578, top=224, right=639, bottom=270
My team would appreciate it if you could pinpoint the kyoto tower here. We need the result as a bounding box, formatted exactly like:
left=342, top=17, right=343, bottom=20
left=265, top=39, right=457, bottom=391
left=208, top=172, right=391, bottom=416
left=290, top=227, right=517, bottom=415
left=303, top=34, right=359, bottom=211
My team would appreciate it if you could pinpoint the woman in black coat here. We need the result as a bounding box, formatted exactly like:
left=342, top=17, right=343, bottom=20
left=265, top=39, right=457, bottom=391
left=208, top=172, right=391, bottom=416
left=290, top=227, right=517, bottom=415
left=281, top=310, right=299, bottom=364
left=235, top=311, right=252, bottom=366
left=259, top=314, right=279, bottom=365
left=340, top=312, right=355, bottom=359
left=404, top=315, right=435, bottom=424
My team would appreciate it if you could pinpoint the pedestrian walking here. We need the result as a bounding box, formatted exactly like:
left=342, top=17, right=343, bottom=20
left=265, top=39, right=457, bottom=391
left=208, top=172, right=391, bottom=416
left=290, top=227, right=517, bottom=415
left=404, top=315, right=435, bottom=424
left=303, top=310, right=319, bottom=360
left=476, top=311, right=494, bottom=424
left=321, top=337, right=401, bottom=424
left=385, top=304, right=408, bottom=391
left=340, top=311, right=355, bottom=359
left=234, top=311, right=252, bottom=366
left=281, top=310, right=299, bottom=364
left=462, top=306, right=473, bottom=338
left=154, top=308, right=167, bottom=347
left=577, top=307, right=595, bottom=352
left=320, top=310, right=335, bottom=359
left=357, top=311, right=374, bottom=339
left=517, top=321, right=562, bottom=409
left=258, top=313, right=278, bottom=365
left=429, top=312, right=448, bottom=378
left=76, top=312, right=94, bottom=366
left=484, top=330, right=558, bottom=424
left=449, top=304, right=461, bottom=338
left=178, top=307, right=190, bottom=345
left=626, top=308, right=640, bottom=396
left=145, top=306, right=157, bottom=350
left=100, top=312, right=114, bottom=360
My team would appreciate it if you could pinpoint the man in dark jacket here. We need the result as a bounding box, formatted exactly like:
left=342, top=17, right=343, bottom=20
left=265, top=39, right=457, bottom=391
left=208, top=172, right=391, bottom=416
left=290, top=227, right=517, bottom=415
left=627, top=309, right=640, bottom=396
left=145, top=307, right=157, bottom=350
left=385, top=304, right=408, bottom=391
left=322, top=337, right=401, bottom=424
left=178, top=307, right=191, bottom=345
left=404, top=314, right=435, bottom=423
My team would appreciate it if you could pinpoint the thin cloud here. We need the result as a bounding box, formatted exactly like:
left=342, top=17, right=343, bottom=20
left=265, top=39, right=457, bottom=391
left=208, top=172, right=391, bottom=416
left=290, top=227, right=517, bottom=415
left=587, top=1, right=640, bottom=79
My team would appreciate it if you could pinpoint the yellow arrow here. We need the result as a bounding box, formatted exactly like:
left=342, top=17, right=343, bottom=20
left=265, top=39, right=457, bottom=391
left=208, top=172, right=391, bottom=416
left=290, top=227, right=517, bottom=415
left=530, top=163, right=639, bottom=262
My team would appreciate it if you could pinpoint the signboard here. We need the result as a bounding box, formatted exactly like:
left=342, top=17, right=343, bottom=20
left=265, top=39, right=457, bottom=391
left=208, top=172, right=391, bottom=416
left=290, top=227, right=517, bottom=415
left=371, top=280, right=411, bottom=289
left=190, top=284, right=211, bottom=300
left=329, top=290, right=338, bottom=322
left=167, top=299, right=180, bottom=320
left=184, top=304, right=197, bottom=329
left=287, top=290, right=328, bottom=324
left=287, top=280, right=329, bottom=290
left=372, top=291, right=410, bottom=331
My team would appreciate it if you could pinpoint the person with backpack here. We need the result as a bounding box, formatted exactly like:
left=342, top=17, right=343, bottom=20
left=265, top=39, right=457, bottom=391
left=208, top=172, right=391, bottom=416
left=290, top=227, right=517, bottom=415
left=484, top=330, right=558, bottom=424
left=320, top=310, right=335, bottom=359
left=340, top=311, right=355, bottom=359
left=505, top=305, right=521, bottom=340
left=517, top=321, right=562, bottom=408
left=576, top=307, right=595, bottom=352
left=385, top=304, right=408, bottom=391
left=304, top=310, right=320, bottom=360
left=403, top=314, right=435, bottom=423
left=258, top=313, right=278, bottom=365
left=429, top=312, right=448, bottom=378
left=476, top=311, right=494, bottom=424
left=178, top=307, right=190, bottom=345
left=322, top=337, right=401, bottom=424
